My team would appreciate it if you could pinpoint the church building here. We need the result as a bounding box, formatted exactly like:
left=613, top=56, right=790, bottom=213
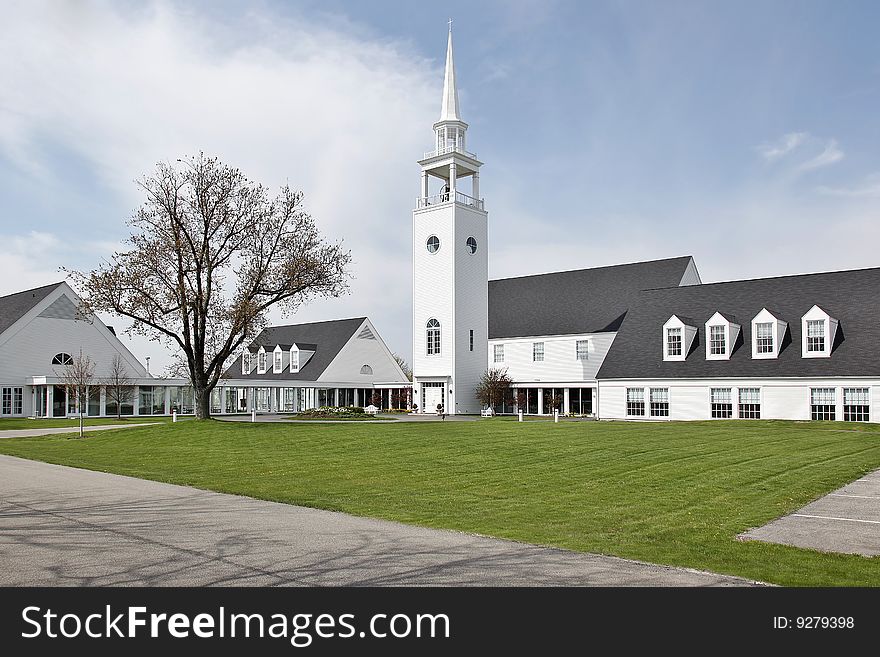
left=411, top=27, right=880, bottom=423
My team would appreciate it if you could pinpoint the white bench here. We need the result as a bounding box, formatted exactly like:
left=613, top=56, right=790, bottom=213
left=480, top=408, right=494, bottom=417
left=364, top=405, right=379, bottom=416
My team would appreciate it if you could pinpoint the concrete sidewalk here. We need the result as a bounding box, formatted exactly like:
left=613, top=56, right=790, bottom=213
left=0, top=455, right=755, bottom=586
left=741, top=468, right=880, bottom=556
left=0, top=423, right=160, bottom=439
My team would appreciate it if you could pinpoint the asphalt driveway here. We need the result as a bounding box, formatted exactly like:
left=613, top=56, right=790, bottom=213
left=0, top=455, right=752, bottom=586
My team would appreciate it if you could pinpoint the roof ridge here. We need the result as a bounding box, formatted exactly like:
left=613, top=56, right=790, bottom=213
left=489, top=255, right=692, bottom=283
left=640, top=263, right=880, bottom=292
left=0, top=280, right=65, bottom=301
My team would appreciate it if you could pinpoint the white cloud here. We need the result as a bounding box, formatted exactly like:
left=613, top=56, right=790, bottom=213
left=756, top=132, right=844, bottom=175
left=796, top=138, right=844, bottom=172
left=757, top=132, right=806, bottom=160
left=0, top=231, right=66, bottom=293
left=817, top=173, right=880, bottom=197
left=0, top=0, right=443, bottom=368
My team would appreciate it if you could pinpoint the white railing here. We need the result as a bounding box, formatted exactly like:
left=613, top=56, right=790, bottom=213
left=422, top=145, right=478, bottom=160
left=415, top=191, right=484, bottom=211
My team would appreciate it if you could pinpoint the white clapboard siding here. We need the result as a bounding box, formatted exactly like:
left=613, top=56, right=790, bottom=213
left=598, top=377, right=879, bottom=423
left=453, top=204, right=488, bottom=414
left=318, top=319, right=408, bottom=384
left=488, top=332, right=616, bottom=385
left=0, top=285, right=148, bottom=382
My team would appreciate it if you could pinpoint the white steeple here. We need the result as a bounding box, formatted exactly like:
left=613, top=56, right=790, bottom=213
left=439, top=23, right=461, bottom=122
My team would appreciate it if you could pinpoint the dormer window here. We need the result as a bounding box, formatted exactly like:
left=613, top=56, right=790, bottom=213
left=290, top=346, right=300, bottom=373
left=755, top=323, right=773, bottom=354
left=273, top=347, right=283, bottom=373
left=704, top=312, right=741, bottom=361
left=242, top=352, right=252, bottom=375
left=667, top=328, right=682, bottom=356
left=257, top=348, right=267, bottom=374
left=662, top=315, right=696, bottom=362
left=801, top=305, right=837, bottom=358
left=751, top=309, right=787, bottom=360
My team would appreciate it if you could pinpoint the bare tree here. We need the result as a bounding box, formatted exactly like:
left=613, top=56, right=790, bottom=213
left=392, top=353, right=412, bottom=381
left=475, top=367, right=513, bottom=412
left=68, top=153, right=351, bottom=418
left=57, top=350, right=95, bottom=438
left=102, top=353, right=133, bottom=420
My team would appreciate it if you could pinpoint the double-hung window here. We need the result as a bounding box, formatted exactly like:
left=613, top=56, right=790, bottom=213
left=810, top=388, right=836, bottom=421
left=709, top=325, right=726, bottom=356
left=710, top=388, right=733, bottom=419
left=666, top=328, right=682, bottom=357
left=576, top=340, right=589, bottom=361
left=493, top=344, right=504, bottom=363
left=843, top=388, right=869, bottom=422
left=738, top=388, right=761, bottom=419
left=649, top=388, right=669, bottom=417
left=755, top=322, right=774, bottom=354
left=806, top=319, right=825, bottom=353
left=533, top=342, right=544, bottom=362
left=626, top=388, right=645, bottom=416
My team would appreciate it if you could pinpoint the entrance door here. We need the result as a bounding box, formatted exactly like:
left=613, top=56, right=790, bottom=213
left=52, top=386, right=66, bottom=417
left=422, top=384, right=444, bottom=414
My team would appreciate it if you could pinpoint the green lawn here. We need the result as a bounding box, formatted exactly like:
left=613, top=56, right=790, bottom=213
left=0, top=417, right=169, bottom=430
left=0, top=418, right=878, bottom=585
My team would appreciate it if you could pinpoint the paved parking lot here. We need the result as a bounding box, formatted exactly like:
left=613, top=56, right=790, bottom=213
left=741, top=468, right=880, bottom=556
left=0, top=455, right=753, bottom=586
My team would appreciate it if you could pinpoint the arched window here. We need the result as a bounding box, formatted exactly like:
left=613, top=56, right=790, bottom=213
left=426, top=319, right=441, bottom=355
left=360, top=364, right=373, bottom=375
left=52, top=353, right=73, bottom=365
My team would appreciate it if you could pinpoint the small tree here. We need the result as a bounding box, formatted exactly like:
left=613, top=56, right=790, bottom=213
left=57, top=350, right=95, bottom=438
left=102, top=354, right=133, bottom=420
left=370, top=391, right=383, bottom=409
left=547, top=392, right=565, bottom=415
left=68, top=153, right=350, bottom=419
left=515, top=391, right=527, bottom=414
left=474, top=368, right=513, bottom=412
left=393, top=353, right=412, bottom=381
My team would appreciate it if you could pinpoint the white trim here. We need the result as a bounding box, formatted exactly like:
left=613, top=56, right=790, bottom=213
left=801, top=305, right=837, bottom=359
left=751, top=308, right=787, bottom=360
left=704, top=311, right=740, bottom=361
left=662, top=315, right=695, bottom=362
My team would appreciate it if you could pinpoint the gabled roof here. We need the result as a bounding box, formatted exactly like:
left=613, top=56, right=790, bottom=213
left=597, top=266, right=880, bottom=379
left=488, top=256, right=696, bottom=339
left=0, top=282, right=63, bottom=338
left=226, top=317, right=366, bottom=381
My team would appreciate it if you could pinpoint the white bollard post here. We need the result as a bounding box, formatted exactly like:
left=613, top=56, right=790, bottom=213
left=251, top=409, right=256, bottom=423
left=554, top=409, right=559, bottom=423
left=518, top=410, right=523, bottom=422
left=172, top=410, right=177, bottom=423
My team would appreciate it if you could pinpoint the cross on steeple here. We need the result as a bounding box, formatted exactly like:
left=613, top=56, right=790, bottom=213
left=448, top=17, right=453, bottom=32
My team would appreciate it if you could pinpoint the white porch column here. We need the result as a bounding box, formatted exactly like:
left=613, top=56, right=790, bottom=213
left=449, top=162, right=457, bottom=195
left=537, top=388, right=544, bottom=415
left=164, top=387, right=171, bottom=415
left=421, top=171, right=429, bottom=200
left=563, top=388, right=570, bottom=415
left=46, top=386, right=53, bottom=417
left=133, top=386, right=140, bottom=415
left=100, top=386, right=107, bottom=417
left=472, top=170, right=479, bottom=202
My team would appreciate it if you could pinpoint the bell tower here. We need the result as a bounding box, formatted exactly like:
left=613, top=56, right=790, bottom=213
left=412, top=24, right=488, bottom=415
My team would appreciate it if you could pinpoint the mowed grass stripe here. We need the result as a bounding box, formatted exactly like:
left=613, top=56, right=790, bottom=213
left=0, top=418, right=877, bottom=585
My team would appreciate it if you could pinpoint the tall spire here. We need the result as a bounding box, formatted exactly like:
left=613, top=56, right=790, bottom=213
left=439, top=21, right=461, bottom=122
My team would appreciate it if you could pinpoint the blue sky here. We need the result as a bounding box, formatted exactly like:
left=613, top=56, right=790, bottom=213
left=1, top=0, right=879, bottom=370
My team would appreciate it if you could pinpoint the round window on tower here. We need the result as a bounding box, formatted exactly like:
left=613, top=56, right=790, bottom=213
left=466, top=236, right=477, bottom=254
left=426, top=235, right=440, bottom=254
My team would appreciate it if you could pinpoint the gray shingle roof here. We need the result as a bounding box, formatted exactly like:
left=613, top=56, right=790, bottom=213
left=0, top=282, right=62, bottom=337
left=224, top=317, right=366, bottom=381
left=597, top=267, right=880, bottom=379
left=488, top=256, right=695, bottom=339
